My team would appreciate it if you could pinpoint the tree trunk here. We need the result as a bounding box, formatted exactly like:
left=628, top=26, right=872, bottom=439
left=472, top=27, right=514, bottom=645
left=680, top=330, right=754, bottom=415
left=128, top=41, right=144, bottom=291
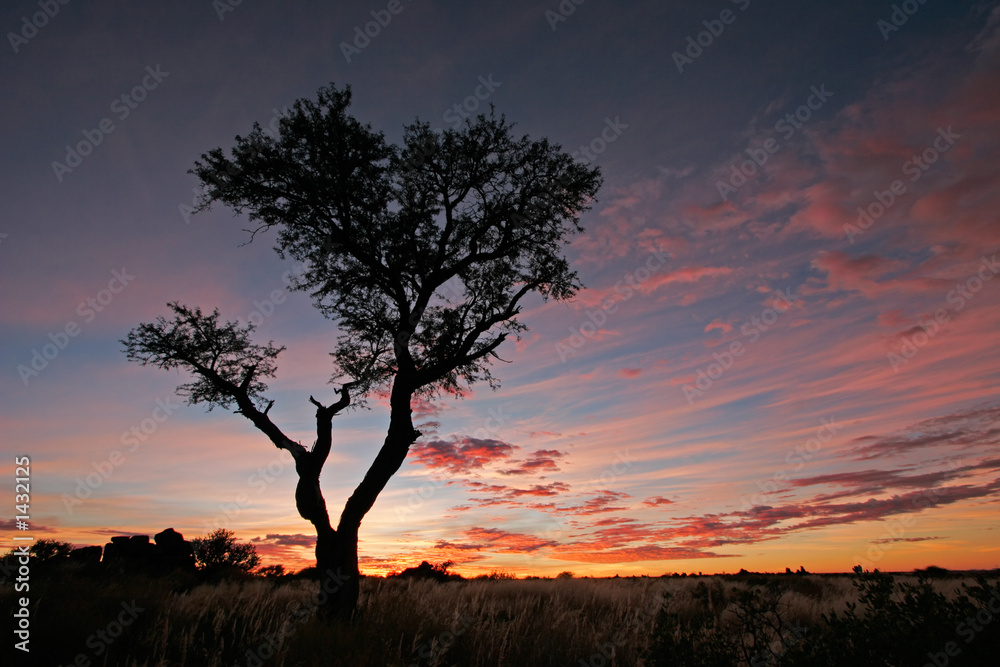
left=316, top=537, right=369, bottom=620
left=293, top=454, right=360, bottom=621
left=319, top=377, right=420, bottom=620
left=314, top=526, right=358, bottom=622
left=271, top=379, right=419, bottom=621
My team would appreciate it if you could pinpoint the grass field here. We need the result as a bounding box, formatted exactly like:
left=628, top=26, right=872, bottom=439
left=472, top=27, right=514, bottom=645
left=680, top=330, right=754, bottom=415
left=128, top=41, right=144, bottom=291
left=3, top=562, right=999, bottom=666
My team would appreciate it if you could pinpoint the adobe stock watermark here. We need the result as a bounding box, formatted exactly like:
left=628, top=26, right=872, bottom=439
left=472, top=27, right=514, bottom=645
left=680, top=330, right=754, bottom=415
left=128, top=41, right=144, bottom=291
left=843, top=126, right=960, bottom=243
left=681, top=287, right=794, bottom=404
left=578, top=580, right=669, bottom=667
left=408, top=612, right=476, bottom=666
left=739, top=417, right=841, bottom=511
left=179, top=160, right=242, bottom=225
left=7, top=0, right=70, bottom=53
left=716, top=84, right=834, bottom=201
left=925, top=586, right=1000, bottom=667
left=577, top=449, right=636, bottom=496
left=238, top=568, right=351, bottom=666
left=62, top=396, right=181, bottom=514
left=524, top=448, right=636, bottom=569
left=888, top=254, right=998, bottom=372
left=501, top=115, right=625, bottom=241
left=877, top=0, right=932, bottom=41
left=672, top=0, right=752, bottom=74
left=278, top=238, right=343, bottom=293
left=204, top=448, right=293, bottom=533
left=340, top=0, right=414, bottom=63
left=178, top=106, right=288, bottom=224
left=555, top=249, right=669, bottom=362
left=17, top=268, right=135, bottom=386
left=213, top=0, right=247, bottom=21
left=65, top=600, right=145, bottom=666
left=51, top=65, right=170, bottom=182
left=239, top=289, right=287, bottom=328
left=11, top=541, right=31, bottom=652
left=442, top=75, right=501, bottom=129
left=571, top=116, right=628, bottom=163
left=545, top=0, right=587, bottom=31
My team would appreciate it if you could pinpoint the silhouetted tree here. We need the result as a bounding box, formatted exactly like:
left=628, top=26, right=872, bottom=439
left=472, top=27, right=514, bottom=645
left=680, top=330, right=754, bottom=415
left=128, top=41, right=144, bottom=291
left=34, top=540, right=73, bottom=560
left=30, top=539, right=74, bottom=561
left=258, top=564, right=286, bottom=577
left=191, top=528, right=260, bottom=572
left=2, top=539, right=74, bottom=562
left=122, top=83, right=601, bottom=620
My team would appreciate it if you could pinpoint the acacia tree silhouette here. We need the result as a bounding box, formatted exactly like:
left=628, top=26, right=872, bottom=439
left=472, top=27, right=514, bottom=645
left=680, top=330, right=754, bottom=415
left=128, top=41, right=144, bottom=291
left=191, top=528, right=260, bottom=573
left=122, top=83, right=601, bottom=620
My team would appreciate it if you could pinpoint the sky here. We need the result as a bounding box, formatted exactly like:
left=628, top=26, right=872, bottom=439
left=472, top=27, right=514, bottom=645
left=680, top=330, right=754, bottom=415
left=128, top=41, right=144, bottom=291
left=2, top=0, right=999, bottom=577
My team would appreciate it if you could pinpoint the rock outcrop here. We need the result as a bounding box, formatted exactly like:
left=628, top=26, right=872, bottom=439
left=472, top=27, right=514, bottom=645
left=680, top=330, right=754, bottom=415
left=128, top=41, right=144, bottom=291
left=101, top=528, right=196, bottom=572
left=69, top=545, right=102, bottom=563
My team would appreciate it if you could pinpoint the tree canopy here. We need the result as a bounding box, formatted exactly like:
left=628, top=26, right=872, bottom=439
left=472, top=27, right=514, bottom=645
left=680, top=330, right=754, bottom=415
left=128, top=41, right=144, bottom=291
left=191, top=528, right=261, bottom=572
left=191, top=84, right=602, bottom=400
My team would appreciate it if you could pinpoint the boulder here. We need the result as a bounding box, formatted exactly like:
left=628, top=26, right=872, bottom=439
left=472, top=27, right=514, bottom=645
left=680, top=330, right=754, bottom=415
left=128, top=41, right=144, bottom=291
left=102, top=529, right=195, bottom=572
left=154, top=528, right=196, bottom=571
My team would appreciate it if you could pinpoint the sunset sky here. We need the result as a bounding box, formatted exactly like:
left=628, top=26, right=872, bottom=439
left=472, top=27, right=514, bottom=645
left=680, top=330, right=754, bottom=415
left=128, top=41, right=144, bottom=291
left=2, top=0, right=999, bottom=577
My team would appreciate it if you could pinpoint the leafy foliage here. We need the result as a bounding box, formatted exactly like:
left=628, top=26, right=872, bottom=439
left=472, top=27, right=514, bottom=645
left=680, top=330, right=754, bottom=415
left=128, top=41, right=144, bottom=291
left=647, top=568, right=1000, bottom=666
left=32, top=539, right=74, bottom=561
left=796, top=568, right=999, bottom=666
left=121, top=302, right=283, bottom=411
left=191, top=83, right=602, bottom=400
left=3, top=539, right=75, bottom=563
left=190, top=528, right=261, bottom=573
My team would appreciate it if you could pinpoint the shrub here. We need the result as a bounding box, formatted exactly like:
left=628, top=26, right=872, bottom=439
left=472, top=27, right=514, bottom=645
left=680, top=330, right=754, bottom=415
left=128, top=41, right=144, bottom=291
left=258, top=564, right=286, bottom=577
left=190, top=528, right=260, bottom=573
left=646, top=567, right=1000, bottom=666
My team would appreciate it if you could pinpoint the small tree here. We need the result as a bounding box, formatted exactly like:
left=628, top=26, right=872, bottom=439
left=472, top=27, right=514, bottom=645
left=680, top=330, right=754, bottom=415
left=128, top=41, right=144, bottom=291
left=123, top=82, right=602, bottom=619
left=2, top=539, right=74, bottom=562
left=191, top=528, right=260, bottom=572
left=30, top=539, right=74, bottom=561
left=258, top=564, right=286, bottom=577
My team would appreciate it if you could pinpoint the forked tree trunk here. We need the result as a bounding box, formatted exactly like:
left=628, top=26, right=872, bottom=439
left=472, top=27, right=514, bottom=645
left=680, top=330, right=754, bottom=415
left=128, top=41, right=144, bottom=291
left=301, top=379, right=420, bottom=620
left=236, top=369, right=422, bottom=620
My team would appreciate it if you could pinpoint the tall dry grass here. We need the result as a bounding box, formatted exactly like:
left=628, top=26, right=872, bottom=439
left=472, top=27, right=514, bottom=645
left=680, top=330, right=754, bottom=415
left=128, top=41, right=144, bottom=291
left=2, top=563, right=995, bottom=666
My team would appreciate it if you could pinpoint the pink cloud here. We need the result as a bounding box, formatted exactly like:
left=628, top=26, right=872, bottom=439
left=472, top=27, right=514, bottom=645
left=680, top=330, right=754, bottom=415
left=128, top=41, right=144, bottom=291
left=435, top=526, right=559, bottom=554
left=552, top=545, right=730, bottom=563
left=704, top=321, right=733, bottom=335
left=499, top=449, right=565, bottom=476
left=461, top=480, right=571, bottom=506
left=847, top=403, right=1000, bottom=460
left=639, top=266, right=733, bottom=292
left=409, top=437, right=515, bottom=474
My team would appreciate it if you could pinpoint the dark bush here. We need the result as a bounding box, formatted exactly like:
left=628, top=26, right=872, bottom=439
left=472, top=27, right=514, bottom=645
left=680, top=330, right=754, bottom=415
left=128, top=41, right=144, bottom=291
left=647, top=567, right=1000, bottom=667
